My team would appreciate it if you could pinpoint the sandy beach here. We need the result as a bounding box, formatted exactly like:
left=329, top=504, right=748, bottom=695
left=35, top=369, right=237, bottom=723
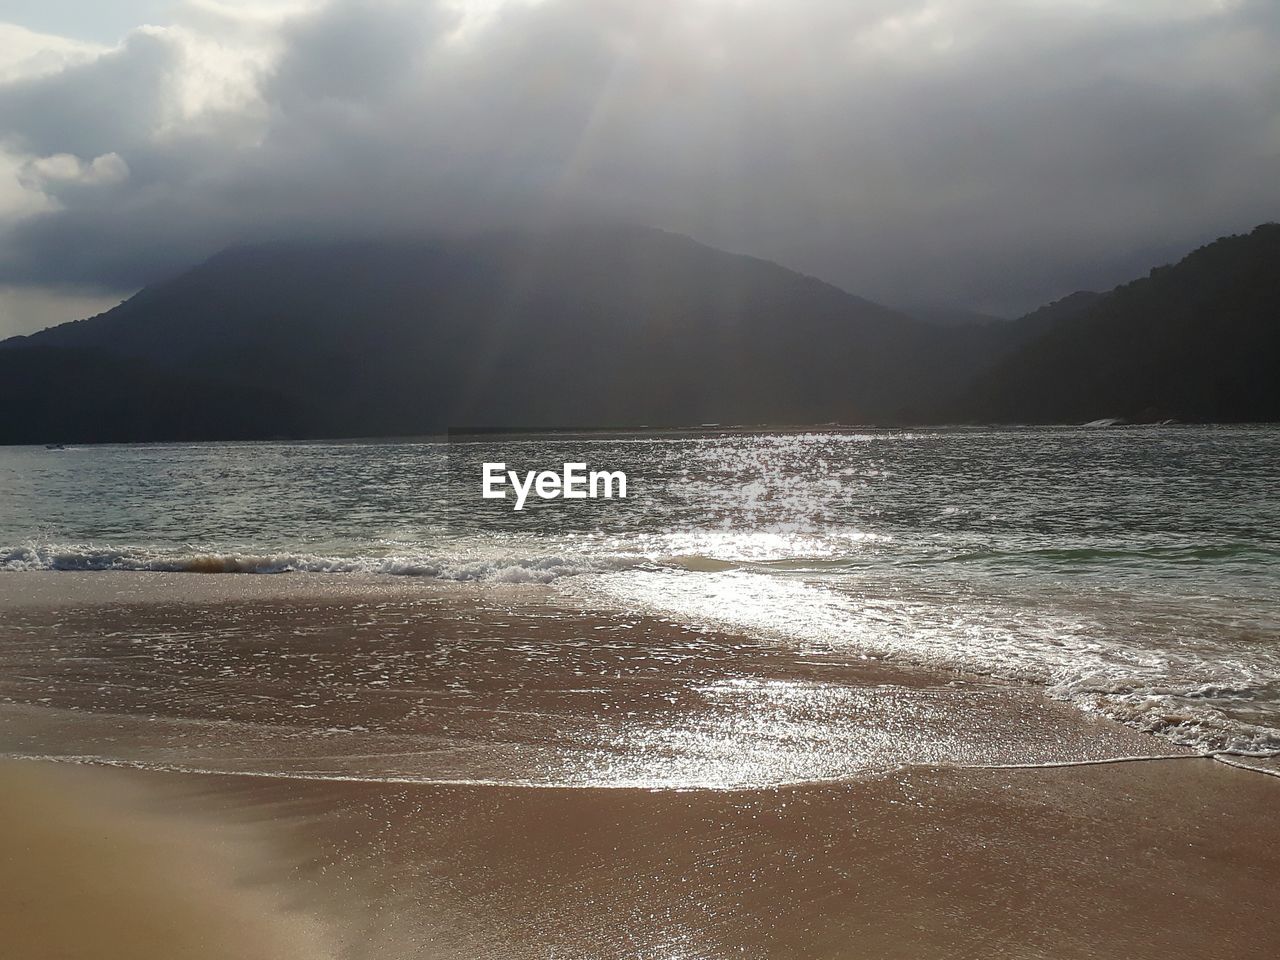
left=4, top=753, right=1280, bottom=959
left=1, top=572, right=1278, bottom=958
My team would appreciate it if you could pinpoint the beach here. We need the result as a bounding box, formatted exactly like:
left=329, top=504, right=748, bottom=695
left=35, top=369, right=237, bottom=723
left=3, top=428, right=1278, bottom=957
left=5, top=743, right=1280, bottom=958
left=3, top=571, right=1279, bottom=958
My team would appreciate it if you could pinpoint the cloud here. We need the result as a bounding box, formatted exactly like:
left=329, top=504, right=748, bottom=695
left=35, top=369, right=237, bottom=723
left=0, top=0, right=1277, bottom=332
left=0, top=23, right=104, bottom=83
left=20, top=151, right=130, bottom=190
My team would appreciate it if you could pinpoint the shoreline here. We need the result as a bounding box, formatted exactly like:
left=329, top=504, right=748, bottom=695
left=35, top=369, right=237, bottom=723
left=0, top=570, right=1199, bottom=789
left=3, top=570, right=1279, bottom=956
left=4, top=568, right=1272, bottom=771
left=10, top=420, right=1277, bottom=450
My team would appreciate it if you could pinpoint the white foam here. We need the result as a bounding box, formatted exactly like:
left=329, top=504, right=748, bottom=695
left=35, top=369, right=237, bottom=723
left=569, top=568, right=1280, bottom=756
left=0, top=541, right=642, bottom=583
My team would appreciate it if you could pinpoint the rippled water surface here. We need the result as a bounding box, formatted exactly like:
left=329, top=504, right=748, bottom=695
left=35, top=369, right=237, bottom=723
left=2, top=426, right=1278, bottom=756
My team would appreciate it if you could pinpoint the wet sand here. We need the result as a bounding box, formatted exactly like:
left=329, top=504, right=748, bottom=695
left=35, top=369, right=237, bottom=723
left=0, top=572, right=1190, bottom=786
left=4, top=755, right=1280, bottom=959
left=2, top=572, right=1279, bottom=958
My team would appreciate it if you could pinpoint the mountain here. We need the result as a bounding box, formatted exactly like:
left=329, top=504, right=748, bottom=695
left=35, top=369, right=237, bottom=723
left=0, top=225, right=1000, bottom=442
left=998, top=290, right=1101, bottom=342
left=0, top=347, right=301, bottom=445
left=2, top=222, right=1277, bottom=443
left=962, top=225, right=1280, bottom=423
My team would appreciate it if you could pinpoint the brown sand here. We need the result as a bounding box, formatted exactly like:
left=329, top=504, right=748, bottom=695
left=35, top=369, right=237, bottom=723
left=3, top=756, right=1279, bottom=959
left=0, top=759, right=337, bottom=960
left=2, top=572, right=1279, bottom=958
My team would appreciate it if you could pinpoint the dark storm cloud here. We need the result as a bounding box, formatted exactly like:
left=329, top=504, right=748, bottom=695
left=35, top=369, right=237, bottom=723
left=1, top=0, right=1278, bottom=319
left=0, top=29, right=178, bottom=158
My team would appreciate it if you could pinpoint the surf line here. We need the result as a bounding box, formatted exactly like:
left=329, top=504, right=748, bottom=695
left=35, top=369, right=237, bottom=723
left=965, top=749, right=1280, bottom=780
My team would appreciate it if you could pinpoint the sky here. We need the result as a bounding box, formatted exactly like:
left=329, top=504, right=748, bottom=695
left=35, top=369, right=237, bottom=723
left=0, top=0, right=1277, bottom=336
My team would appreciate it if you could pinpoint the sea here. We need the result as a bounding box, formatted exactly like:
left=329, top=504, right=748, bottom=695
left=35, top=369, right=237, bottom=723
left=2, top=425, right=1278, bottom=769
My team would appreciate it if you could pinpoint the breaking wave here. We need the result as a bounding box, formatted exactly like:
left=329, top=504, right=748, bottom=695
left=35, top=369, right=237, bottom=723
left=0, top=542, right=643, bottom=583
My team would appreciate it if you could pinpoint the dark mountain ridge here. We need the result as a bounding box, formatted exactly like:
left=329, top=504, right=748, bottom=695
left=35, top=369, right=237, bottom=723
left=2, top=222, right=1276, bottom=443
left=2, top=226, right=1006, bottom=440
left=963, top=224, right=1280, bottom=423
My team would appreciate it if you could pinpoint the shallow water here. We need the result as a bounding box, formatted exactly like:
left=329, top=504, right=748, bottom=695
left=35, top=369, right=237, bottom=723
left=2, top=425, right=1278, bottom=755
left=0, top=582, right=1178, bottom=787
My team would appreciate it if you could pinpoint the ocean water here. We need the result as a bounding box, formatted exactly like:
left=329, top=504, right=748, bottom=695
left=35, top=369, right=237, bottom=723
left=2, top=426, right=1278, bottom=759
